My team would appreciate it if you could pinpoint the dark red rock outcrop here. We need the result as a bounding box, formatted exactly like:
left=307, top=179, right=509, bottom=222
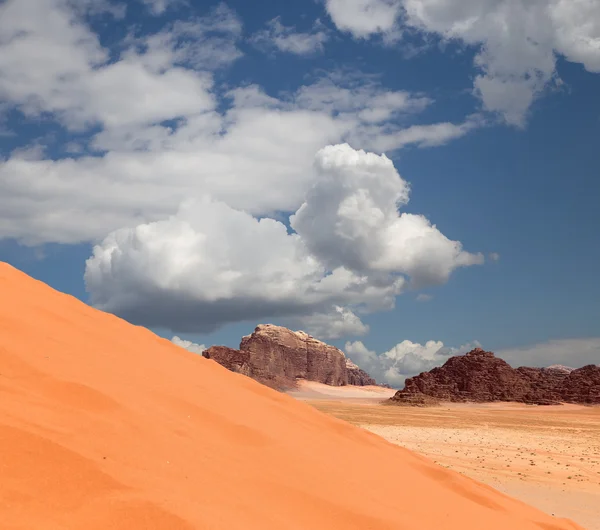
left=203, top=324, right=376, bottom=390
left=514, top=366, right=566, bottom=405
left=385, top=392, right=440, bottom=407
left=390, top=348, right=600, bottom=406
left=202, top=346, right=251, bottom=377
left=560, top=365, right=600, bottom=404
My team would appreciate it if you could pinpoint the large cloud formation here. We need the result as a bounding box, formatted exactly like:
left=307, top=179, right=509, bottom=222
left=497, top=338, right=600, bottom=369
left=0, top=0, right=475, bottom=246
left=325, top=0, right=600, bottom=125
left=85, top=144, right=483, bottom=337
left=345, top=338, right=481, bottom=387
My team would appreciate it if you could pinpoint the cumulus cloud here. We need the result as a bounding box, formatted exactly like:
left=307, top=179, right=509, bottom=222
left=0, top=0, right=232, bottom=132
left=171, top=336, right=206, bottom=354
left=416, top=293, right=432, bottom=302
left=497, top=338, right=600, bottom=369
left=84, top=144, right=482, bottom=335
left=251, top=17, right=329, bottom=56
left=83, top=191, right=400, bottom=334
left=296, top=307, right=370, bottom=340
left=325, top=0, right=403, bottom=40
left=345, top=338, right=481, bottom=387
left=0, top=78, right=472, bottom=245
left=325, top=0, right=600, bottom=125
left=0, top=0, right=485, bottom=337
left=0, top=1, right=479, bottom=247
left=291, top=145, right=483, bottom=286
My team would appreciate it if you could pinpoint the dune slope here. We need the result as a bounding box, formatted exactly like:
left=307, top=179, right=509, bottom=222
left=0, top=262, right=583, bottom=530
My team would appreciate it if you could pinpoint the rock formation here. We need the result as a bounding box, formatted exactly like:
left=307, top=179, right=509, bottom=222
left=385, top=392, right=440, bottom=407
left=390, top=347, right=600, bottom=406
left=560, top=365, right=600, bottom=404
left=345, top=358, right=377, bottom=386
left=202, top=324, right=377, bottom=390
left=201, top=346, right=251, bottom=377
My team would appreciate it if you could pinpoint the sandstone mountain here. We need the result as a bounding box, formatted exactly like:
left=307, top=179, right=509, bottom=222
left=345, top=358, right=377, bottom=386
left=203, top=324, right=376, bottom=390
left=390, top=347, right=600, bottom=406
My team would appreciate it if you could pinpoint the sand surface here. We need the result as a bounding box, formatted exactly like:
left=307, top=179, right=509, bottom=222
left=308, top=400, right=600, bottom=530
left=287, top=380, right=398, bottom=401
left=0, top=262, right=585, bottom=530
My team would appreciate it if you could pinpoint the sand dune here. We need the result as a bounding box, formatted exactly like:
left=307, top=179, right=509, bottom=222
left=309, top=400, right=600, bottom=529
left=0, top=262, right=584, bottom=529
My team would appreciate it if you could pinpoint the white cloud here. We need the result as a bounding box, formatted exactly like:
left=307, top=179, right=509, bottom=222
left=489, top=252, right=500, bottom=262
left=131, top=3, right=244, bottom=70
left=325, top=0, right=600, bottom=125
left=325, top=0, right=403, bottom=40
left=345, top=338, right=481, bottom=387
left=497, top=338, right=600, bottom=369
left=0, top=1, right=484, bottom=338
left=0, top=1, right=477, bottom=247
left=290, top=144, right=483, bottom=286
left=0, top=74, right=471, bottom=245
left=416, top=293, right=432, bottom=302
left=358, top=115, right=483, bottom=151
left=83, top=192, right=397, bottom=334
left=171, top=336, right=206, bottom=354
left=296, top=306, right=370, bottom=340
left=251, top=17, right=329, bottom=56
left=84, top=144, right=482, bottom=335
left=0, top=0, right=235, bottom=132
left=72, top=0, right=126, bottom=18
left=141, top=0, right=182, bottom=16
left=293, top=74, right=432, bottom=120
left=402, top=0, right=560, bottom=126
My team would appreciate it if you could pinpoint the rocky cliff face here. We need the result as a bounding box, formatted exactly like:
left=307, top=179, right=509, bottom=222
left=345, top=359, right=377, bottom=386
left=202, top=324, right=375, bottom=390
left=561, top=365, right=600, bottom=404
left=390, top=348, right=600, bottom=406
left=201, top=346, right=251, bottom=377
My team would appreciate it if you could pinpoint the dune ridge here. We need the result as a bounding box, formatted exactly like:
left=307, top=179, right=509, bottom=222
left=0, top=262, right=584, bottom=529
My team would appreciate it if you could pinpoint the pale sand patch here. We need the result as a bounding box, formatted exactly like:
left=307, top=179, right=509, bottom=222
left=286, top=380, right=397, bottom=402
left=308, top=400, right=600, bottom=530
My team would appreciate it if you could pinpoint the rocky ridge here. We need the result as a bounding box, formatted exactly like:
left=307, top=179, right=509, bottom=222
left=345, top=358, right=377, bottom=386
left=390, top=348, right=600, bottom=406
left=203, top=324, right=377, bottom=390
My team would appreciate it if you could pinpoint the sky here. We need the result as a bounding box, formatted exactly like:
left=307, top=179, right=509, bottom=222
left=1, top=0, right=599, bottom=386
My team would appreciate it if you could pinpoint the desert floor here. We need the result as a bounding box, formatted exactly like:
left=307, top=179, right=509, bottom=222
left=293, top=384, right=600, bottom=530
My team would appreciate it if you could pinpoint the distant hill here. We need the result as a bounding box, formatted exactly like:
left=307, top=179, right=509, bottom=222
left=202, top=324, right=376, bottom=390
left=390, top=348, right=600, bottom=406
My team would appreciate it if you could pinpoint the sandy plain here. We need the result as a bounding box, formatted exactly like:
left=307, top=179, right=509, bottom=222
left=299, top=387, right=600, bottom=530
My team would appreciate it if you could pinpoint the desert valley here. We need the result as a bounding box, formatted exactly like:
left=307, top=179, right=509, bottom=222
left=304, top=392, right=600, bottom=530
left=1, top=261, right=598, bottom=529
left=202, top=319, right=600, bottom=529
left=2, top=2, right=600, bottom=528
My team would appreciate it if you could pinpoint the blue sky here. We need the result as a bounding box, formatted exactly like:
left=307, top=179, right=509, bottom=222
left=1, top=0, right=599, bottom=385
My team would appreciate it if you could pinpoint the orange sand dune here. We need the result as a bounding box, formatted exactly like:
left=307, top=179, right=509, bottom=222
left=0, top=262, right=584, bottom=530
